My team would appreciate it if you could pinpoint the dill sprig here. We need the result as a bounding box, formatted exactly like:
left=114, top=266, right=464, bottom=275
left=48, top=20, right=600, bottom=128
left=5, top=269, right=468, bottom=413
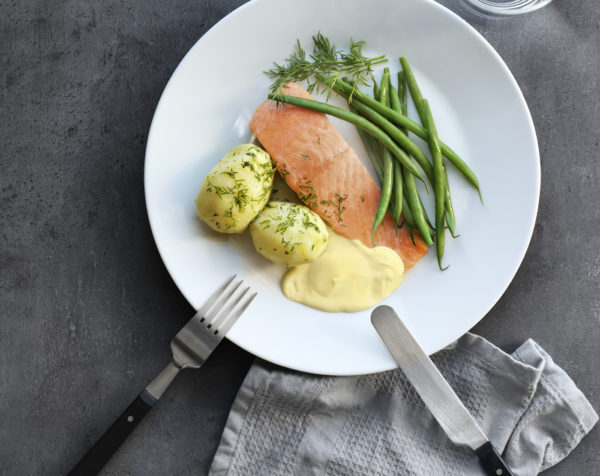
left=265, top=32, right=387, bottom=101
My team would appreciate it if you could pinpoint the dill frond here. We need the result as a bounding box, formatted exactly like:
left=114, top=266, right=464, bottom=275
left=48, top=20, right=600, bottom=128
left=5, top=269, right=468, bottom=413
left=265, top=32, right=387, bottom=101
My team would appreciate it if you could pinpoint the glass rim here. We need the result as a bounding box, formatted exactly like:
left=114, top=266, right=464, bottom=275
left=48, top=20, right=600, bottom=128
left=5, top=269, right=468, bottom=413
left=460, top=0, right=553, bottom=17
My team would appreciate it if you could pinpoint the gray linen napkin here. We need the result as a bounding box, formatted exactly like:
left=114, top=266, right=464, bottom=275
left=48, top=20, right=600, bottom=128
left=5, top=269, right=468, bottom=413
left=209, top=333, right=598, bottom=476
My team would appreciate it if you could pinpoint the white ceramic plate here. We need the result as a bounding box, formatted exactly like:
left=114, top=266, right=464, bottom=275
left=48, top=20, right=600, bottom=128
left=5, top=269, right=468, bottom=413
left=145, top=0, right=540, bottom=375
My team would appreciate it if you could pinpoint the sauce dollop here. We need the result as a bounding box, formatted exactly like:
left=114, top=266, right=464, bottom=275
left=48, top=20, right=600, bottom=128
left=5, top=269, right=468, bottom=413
left=281, top=229, right=404, bottom=312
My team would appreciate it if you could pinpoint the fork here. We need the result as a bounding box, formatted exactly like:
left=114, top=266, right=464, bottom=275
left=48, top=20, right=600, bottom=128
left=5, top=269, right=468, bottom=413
left=69, top=275, right=256, bottom=476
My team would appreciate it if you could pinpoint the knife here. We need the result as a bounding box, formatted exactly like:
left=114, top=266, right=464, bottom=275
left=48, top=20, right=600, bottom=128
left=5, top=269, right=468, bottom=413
left=371, top=305, right=513, bottom=476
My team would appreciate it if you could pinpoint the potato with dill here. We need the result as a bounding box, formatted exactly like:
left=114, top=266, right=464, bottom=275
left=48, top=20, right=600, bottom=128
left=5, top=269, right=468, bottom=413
left=249, top=201, right=328, bottom=267
left=195, top=144, right=275, bottom=233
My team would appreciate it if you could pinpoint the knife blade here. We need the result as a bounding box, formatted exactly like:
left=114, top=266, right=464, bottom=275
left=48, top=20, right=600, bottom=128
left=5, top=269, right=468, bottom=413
left=371, top=305, right=513, bottom=476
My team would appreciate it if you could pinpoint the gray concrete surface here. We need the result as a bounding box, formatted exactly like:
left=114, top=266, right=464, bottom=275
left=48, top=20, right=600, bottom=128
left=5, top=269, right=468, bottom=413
left=0, top=1, right=598, bottom=474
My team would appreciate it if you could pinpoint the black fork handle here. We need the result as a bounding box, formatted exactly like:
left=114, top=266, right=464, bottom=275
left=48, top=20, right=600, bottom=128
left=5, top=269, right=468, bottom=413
left=68, top=390, right=156, bottom=476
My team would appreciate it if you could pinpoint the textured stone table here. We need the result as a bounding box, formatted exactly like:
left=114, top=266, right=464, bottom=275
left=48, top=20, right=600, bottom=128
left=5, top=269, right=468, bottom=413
left=1, top=1, right=598, bottom=474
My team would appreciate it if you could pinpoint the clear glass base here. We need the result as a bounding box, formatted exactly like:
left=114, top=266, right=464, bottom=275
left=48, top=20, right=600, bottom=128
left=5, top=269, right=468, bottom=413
left=460, top=0, right=553, bottom=17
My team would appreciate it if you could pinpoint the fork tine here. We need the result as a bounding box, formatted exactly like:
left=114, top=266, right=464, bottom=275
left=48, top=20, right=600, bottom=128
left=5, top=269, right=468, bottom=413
left=210, top=286, right=250, bottom=329
left=215, top=292, right=257, bottom=336
left=204, top=279, right=242, bottom=324
left=196, top=275, right=236, bottom=317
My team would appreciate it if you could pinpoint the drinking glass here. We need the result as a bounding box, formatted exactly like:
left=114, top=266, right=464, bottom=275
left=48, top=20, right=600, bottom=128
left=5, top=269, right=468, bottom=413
left=461, top=0, right=553, bottom=17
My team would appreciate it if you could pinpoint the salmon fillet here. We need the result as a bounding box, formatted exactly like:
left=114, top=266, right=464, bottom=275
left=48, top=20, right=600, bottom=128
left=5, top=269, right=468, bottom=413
left=249, top=82, right=428, bottom=269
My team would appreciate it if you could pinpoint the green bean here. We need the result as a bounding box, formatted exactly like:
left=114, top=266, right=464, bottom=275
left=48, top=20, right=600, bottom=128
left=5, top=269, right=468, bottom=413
left=398, top=195, right=416, bottom=245
left=387, top=84, right=404, bottom=228
left=399, top=57, right=426, bottom=125
left=422, top=98, right=447, bottom=269
left=391, top=161, right=403, bottom=229
left=404, top=169, right=433, bottom=245
left=389, top=84, right=401, bottom=116
left=400, top=190, right=432, bottom=244
left=373, top=151, right=394, bottom=242
left=407, top=182, right=434, bottom=236
left=402, top=172, right=434, bottom=235
left=318, top=74, right=480, bottom=194
left=351, top=107, right=384, bottom=181
left=267, top=93, right=426, bottom=182
left=422, top=196, right=435, bottom=232
left=380, top=69, right=390, bottom=108
left=388, top=194, right=400, bottom=227
left=378, top=74, right=393, bottom=138
left=400, top=56, right=458, bottom=235
left=389, top=195, right=401, bottom=225
left=401, top=194, right=416, bottom=228
left=371, top=69, right=394, bottom=243
left=405, top=222, right=416, bottom=245
left=397, top=71, right=407, bottom=121
left=444, top=174, right=458, bottom=237
left=393, top=75, right=409, bottom=230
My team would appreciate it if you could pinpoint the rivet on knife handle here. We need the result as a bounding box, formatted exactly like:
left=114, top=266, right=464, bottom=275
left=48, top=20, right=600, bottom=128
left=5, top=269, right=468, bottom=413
left=475, top=441, right=514, bottom=476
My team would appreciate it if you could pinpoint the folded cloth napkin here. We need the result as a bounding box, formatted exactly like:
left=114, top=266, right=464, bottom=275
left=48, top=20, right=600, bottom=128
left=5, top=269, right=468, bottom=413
left=209, top=333, right=598, bottom=476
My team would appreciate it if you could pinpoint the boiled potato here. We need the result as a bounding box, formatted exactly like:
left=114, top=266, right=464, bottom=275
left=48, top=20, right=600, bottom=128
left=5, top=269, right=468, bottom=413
left=249, top=201, right=328, bottom=267
left=195, top=144, right=275, bottom=233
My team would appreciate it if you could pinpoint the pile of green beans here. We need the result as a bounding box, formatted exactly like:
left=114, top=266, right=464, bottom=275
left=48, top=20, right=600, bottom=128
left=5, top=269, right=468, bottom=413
left=267, top=57, right=481, bottom=269
left=358, top=62, right=451, bottom=266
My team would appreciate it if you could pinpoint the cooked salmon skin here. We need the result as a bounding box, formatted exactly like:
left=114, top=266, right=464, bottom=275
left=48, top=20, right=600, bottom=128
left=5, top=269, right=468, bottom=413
left=249, top=82, right=428, bottom=269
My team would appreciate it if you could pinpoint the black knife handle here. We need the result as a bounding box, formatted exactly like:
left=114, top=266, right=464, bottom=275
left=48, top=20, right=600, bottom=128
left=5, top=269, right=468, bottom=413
left=68, top=390, right=156, bottom=476
left=475, top=441, right=514, bottom=476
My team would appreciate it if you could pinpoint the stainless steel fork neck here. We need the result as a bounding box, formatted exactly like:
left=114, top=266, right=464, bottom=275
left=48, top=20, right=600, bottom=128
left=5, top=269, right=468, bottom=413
left=143, top=277, right=255, bottom=403
left=145, top=361, right=181, bottom=401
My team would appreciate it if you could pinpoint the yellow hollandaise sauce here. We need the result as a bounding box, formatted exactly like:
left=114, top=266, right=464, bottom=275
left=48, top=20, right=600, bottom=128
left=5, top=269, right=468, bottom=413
left=281, top=229, right=405, bottom=312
